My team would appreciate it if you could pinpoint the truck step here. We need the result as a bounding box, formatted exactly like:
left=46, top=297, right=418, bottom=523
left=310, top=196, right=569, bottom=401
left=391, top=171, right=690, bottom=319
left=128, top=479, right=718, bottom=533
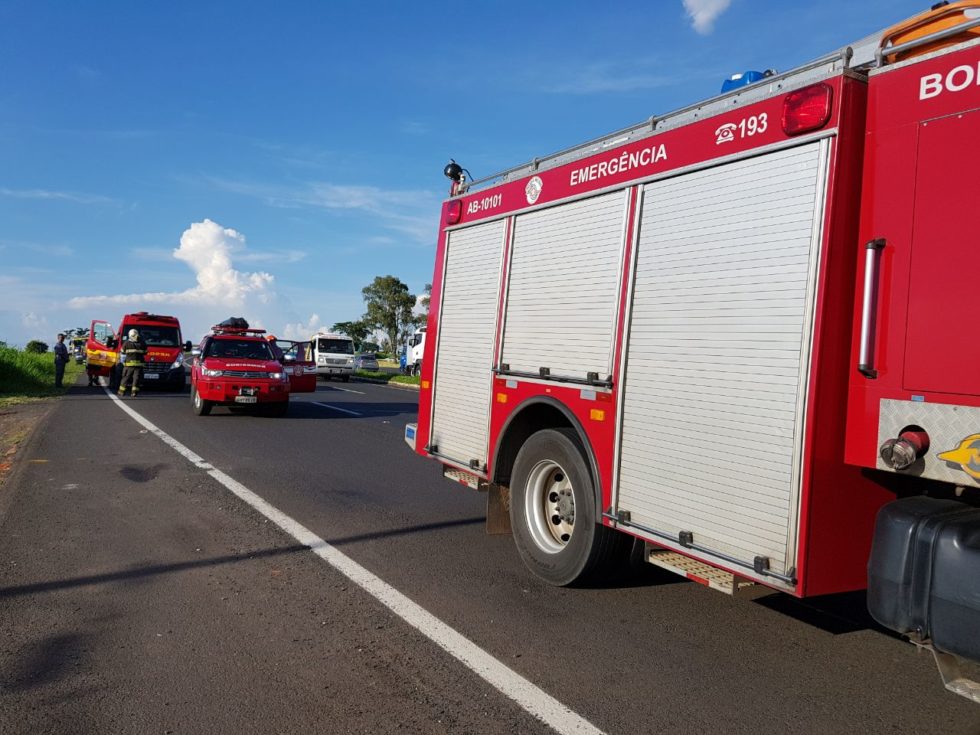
left=647, top=549, right=755, bottom=596
left=443, top=466, right=481, bottom=490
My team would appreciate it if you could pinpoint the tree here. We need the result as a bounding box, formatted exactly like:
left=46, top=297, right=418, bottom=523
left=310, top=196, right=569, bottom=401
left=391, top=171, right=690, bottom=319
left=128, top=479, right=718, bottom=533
left=65, top=326, right=89, bottom=339
left=25, top=340, right=49, bottom=354
left=361, top=276, right=416, bottom=353
left=331, top=320, right=371, bottom=351
left=419, top=283, right=432, bottom=315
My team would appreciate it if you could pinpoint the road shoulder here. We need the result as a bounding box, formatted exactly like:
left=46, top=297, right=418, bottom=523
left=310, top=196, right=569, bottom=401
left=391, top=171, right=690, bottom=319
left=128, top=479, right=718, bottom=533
left=0, top=399, right=58, bottom=522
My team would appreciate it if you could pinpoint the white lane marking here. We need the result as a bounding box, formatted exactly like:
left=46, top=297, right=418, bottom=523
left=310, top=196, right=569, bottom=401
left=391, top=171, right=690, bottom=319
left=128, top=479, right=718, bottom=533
left=105, top=389, right=603, bottom=735
left=327, top=385, right=365, bottom=395
left=312, top=401, right=363, bottom=417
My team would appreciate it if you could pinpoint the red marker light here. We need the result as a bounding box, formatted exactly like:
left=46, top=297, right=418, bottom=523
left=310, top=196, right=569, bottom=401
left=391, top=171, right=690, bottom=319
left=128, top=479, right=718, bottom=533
left=446, top=199, right=463, bottom=225
left=782, top=83, right=833, bottom=136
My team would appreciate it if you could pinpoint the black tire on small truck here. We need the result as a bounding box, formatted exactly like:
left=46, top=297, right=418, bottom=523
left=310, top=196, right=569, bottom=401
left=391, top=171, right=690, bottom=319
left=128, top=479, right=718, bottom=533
left=191, top=386, right=212, bottom=416
left=509, top=427, right=628, bottom=586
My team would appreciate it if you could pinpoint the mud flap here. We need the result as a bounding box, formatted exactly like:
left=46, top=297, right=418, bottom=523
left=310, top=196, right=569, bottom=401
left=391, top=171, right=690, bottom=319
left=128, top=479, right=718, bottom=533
left=486, top=483, right=512, bottom=535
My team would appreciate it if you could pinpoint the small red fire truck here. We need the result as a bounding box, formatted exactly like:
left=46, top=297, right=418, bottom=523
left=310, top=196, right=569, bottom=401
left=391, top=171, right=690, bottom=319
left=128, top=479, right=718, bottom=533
left=406, top=2, right=980, bottom=700
left=190, top=321, right=316, bottom=416
left=86, top=312, right=192, bottom=391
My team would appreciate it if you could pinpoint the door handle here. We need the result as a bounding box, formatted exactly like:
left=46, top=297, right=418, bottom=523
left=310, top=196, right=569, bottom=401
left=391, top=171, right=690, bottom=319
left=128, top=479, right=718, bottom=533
left=858, top=238, right=886, bottom=378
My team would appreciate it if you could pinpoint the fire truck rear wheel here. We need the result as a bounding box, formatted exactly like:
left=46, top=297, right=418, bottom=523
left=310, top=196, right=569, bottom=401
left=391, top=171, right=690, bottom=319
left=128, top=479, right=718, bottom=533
left=191, top=386, right=212, bottom=416
left=510, top=427, right=624, bottom=586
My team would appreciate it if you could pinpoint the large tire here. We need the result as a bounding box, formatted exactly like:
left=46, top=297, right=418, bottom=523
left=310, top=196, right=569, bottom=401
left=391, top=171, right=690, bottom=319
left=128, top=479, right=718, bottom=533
left=191, top=386, right=212, bottom=416
left=341, top=374, right=350, bottom=383
left=510, top=428, right=627, bottom=586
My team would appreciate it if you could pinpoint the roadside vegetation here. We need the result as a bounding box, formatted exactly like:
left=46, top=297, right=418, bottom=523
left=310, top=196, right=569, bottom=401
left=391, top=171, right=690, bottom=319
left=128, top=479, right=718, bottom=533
left=353, top=370, right=420, bottom=387
left=0, top=345, right=85, bottom=405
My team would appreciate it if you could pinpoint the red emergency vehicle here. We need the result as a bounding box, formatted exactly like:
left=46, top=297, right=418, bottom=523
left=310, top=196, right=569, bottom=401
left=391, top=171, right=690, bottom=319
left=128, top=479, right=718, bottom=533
left=406, top=2, right=980, bottom=700
left=190, top=321, right=316, bottom=416
left=86, top=312, right=192, bottom=390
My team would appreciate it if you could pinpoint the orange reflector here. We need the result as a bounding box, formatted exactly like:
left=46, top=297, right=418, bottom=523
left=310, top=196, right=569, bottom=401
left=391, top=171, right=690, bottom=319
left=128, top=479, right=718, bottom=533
left=421, top=380, right=430, bottom=389
left=687, top=573, right=710, bottom=587
left=590, top=408, right=605, bottom=421
left=496, top=392, right=508, bottom=403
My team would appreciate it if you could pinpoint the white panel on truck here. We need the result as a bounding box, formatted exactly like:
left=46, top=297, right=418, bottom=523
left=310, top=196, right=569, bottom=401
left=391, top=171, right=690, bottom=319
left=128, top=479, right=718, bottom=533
left=616, top=141, right=828, bottom=576
left=501, top=191, right=627, bottom=381
left=429, top=219, right=505, bottom=469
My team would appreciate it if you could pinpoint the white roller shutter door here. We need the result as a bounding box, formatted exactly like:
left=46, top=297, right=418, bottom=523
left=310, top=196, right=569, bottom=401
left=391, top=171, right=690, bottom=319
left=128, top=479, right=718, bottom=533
left=616, top=141, right=828, bottom=575
left=429, top=220, right=505, bottom=468
left=501, top=191, right=627, bottom=381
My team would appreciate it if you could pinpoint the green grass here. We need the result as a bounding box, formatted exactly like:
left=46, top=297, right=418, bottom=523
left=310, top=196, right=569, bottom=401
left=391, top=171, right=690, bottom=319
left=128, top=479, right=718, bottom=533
left=354, top=369, right=420, bottom=387
left=0, top=347, right=86, bottom=404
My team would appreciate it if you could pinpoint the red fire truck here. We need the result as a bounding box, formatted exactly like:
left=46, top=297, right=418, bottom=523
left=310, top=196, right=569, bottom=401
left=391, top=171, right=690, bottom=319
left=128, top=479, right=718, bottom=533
left=86, top=312, right=193, bottom=390
left=189, top=321, right=316, bottom=416
left=405, top=2, right=980, bottom=700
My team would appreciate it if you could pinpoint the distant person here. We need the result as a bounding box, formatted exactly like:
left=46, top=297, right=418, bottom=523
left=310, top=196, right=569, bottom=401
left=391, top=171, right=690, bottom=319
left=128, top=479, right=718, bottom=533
left=53, top=333, right=69, bottom=388
left=117, top=328, right=146, bottom=398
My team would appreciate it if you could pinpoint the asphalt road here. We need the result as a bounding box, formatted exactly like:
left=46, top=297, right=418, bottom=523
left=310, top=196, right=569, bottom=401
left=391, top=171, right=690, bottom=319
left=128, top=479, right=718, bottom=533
left=1, top=377, right=979, bottom=734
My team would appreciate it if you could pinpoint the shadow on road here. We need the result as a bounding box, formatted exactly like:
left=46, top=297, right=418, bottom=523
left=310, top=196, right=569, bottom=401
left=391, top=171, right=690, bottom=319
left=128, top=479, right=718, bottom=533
left=752, top=589, right=894, bottom=637
left=0, top=632, right=90, bottom=692
left=0, top=517, right=484, bottom=599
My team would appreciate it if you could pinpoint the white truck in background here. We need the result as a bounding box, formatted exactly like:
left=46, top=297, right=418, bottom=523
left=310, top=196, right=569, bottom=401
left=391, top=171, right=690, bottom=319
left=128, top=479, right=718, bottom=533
left=309, top=332, right=355, bottom=382
left=401, top=326, right=426, bottom=376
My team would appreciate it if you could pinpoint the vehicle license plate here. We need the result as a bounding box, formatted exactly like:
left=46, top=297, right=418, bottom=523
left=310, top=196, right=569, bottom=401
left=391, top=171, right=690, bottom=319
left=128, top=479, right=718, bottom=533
left=234, top=396, right=258, bottom=404
left=143, top=373, right=159, bottom=380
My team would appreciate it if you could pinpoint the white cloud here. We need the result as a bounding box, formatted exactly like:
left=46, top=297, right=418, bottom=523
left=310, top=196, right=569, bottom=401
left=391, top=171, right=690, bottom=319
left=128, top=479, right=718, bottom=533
left=0, top=187, right=119, bottom=206
left=22, top=311, right=49, bottom=331
left=282, top=313, right=324, bottom=341
left=0, top=238, right=73, bottom=257
left=544, top=61, right=673, bottom=94
left=683, top=0, right=731, bottom=34
left=68, top=219, right=275, bottom=310
left=205, top=177, right=440, bottom=245
left=237, top=249, right=307, bottom=264
left=399, top=120, right=430, bottom=136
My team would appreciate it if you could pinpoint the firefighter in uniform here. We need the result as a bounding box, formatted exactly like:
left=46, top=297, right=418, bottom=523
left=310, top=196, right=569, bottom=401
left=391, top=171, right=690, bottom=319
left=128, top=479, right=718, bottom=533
left=118, top=328, right=146, bottom=397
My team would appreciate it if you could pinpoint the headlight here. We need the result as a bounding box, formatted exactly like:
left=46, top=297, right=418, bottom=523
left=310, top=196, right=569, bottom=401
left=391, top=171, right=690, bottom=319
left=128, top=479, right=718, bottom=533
left=268, top=371, right=284, bottom=380
left=171, top=353, right=184, bottom=369
left=346, top=357, right=354, bottom=364
left=202, top=367, right=223, bottom=377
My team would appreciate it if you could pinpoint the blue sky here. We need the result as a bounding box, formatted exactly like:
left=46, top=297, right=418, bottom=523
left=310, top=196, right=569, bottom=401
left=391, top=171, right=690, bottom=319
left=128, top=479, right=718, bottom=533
left=0, top=0, right=928, bottom=346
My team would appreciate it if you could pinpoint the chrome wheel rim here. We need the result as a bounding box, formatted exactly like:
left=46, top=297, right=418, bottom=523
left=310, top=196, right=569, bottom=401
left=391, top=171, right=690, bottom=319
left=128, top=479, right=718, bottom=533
left=524, top=459, right=575, bottom=553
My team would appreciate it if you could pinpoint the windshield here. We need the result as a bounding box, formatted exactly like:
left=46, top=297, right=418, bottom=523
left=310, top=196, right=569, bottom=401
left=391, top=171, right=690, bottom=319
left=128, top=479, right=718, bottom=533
left=206, top=339, right=273, bottom=360
left=317, top=338, right=354, bottom=355
left=127, top=325, right=180, bottom=346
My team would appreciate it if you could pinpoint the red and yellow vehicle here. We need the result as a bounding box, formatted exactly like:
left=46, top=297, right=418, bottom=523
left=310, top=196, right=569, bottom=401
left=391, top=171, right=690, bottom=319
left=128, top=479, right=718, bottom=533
left=406, top=2, right=980, bottom=700
left=189, top=322, right=316, bottom=417
left=86, top=312, right=192, bottom=390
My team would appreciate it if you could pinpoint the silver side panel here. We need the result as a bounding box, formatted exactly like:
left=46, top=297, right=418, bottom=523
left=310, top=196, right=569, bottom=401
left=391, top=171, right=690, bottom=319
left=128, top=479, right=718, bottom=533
left=501, top=191, right=627, bottom=380
left=429, top=220, right=505, bottom=468
left=616, top=141, right=829, bottom=576
left=878, top=399, right=980, bottom=486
